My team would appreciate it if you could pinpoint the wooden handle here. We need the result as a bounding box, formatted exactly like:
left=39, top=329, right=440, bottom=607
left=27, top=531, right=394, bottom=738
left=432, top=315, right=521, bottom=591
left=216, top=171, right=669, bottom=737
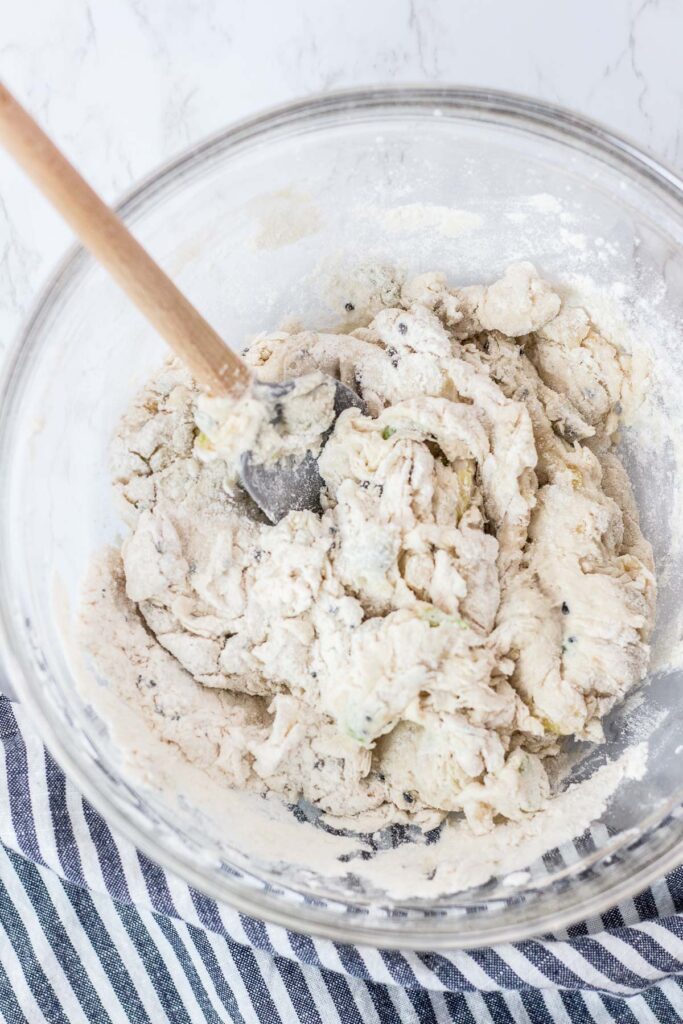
left=0, top=83, right=251, bottom=398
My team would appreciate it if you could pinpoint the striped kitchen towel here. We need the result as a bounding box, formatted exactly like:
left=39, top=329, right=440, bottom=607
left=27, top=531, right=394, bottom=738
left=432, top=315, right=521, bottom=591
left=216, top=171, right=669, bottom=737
left=1, top=695, right=683, bottom=1024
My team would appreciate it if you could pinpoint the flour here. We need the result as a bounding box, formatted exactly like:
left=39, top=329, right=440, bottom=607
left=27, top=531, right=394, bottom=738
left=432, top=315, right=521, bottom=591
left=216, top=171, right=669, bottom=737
left=527, top=194, right=563, bottom=215
left=249, top=189, right=322, bottom=250
left=364, top=203, right=483, bottom=238
left=349, top=742, right=647, bottom=899
left=80, top=260, right=657, bottom=895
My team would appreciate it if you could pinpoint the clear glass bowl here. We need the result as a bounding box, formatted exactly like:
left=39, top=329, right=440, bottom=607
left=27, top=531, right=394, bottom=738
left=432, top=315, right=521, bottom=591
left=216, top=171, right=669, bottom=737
left=2, top=87, right=683, bottom=949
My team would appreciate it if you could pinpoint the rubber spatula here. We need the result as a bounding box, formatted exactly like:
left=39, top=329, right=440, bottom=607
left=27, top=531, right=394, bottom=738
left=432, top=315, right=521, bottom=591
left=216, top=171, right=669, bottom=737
left=0, top=83, right=363, bottom=522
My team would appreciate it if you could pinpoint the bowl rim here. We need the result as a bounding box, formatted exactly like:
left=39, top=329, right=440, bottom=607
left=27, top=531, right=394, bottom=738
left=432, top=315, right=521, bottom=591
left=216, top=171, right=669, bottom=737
left=1, top=84, right=683, bottom=950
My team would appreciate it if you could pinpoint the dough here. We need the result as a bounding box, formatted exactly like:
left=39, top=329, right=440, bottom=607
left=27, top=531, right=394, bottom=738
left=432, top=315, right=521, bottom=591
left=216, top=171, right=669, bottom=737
left=82, top=262, right=655, bottom=836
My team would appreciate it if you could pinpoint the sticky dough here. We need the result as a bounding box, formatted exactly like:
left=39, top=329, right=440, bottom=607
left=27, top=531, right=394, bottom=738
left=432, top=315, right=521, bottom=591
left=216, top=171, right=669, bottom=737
left=83, top=261, right=655, bottom=836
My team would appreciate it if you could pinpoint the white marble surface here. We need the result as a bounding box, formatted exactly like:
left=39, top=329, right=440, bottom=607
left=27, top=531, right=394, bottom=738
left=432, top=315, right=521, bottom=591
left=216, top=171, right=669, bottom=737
left=2, top=0, right=683, bottom=354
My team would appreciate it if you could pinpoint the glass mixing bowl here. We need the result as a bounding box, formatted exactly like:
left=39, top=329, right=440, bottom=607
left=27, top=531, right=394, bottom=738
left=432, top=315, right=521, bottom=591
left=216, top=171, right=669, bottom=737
left=1, top=87, right=683, bottom=950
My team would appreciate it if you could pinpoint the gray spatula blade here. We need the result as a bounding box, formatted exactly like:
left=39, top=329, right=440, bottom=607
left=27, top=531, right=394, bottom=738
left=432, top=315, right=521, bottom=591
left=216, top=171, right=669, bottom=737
left=239, top=379, right=365, bottom=523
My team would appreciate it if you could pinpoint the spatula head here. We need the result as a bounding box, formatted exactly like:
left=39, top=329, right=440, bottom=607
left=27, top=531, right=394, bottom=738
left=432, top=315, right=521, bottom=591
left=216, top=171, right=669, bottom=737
left=239, top=378, right=365, bottom=523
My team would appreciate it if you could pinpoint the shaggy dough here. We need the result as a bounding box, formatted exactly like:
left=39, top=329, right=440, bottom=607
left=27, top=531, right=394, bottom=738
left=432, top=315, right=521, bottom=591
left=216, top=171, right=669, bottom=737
left=82, top=261, right=655, bottom=835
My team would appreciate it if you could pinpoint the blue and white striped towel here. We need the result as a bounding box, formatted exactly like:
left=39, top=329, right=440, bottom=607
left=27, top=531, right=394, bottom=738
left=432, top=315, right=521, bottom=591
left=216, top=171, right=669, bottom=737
left=1, top=695, right=683, bottom=1024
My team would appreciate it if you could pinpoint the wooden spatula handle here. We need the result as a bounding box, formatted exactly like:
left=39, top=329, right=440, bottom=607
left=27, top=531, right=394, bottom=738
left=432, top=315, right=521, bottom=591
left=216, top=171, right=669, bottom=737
left=0, top=83, right=251, bottom=398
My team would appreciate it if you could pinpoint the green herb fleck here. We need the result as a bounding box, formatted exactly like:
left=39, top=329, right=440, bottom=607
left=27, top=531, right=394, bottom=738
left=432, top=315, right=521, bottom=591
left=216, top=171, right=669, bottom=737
left=346, top=726, right=368, bottom=745
left=382, top=426, right=397, bottom=440
left=419, top=606, right=468, bottom=629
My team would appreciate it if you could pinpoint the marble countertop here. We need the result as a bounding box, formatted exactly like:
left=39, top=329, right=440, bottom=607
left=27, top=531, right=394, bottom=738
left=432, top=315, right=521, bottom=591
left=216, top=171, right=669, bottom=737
left=2, top=0, right=682, bottom=353
left=0, top=0, right=681, bottom=698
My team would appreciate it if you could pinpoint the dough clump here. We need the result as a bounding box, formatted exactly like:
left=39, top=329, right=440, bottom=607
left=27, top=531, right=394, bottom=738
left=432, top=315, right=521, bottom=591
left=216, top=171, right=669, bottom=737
left=83, top=262, right=655, bottom=835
